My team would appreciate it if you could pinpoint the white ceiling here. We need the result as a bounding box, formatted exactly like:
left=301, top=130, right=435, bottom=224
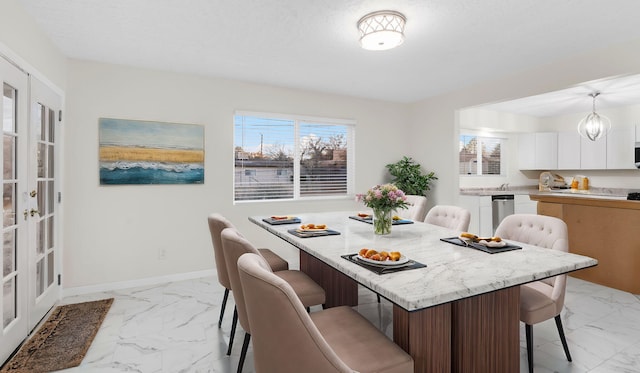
left=16, top=0, right=640, bottom=108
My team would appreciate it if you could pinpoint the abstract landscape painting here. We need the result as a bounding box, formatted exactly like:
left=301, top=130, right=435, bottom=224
left=99, top=118, right=204, bottom=185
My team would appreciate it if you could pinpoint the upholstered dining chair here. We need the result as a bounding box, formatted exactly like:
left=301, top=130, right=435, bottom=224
left=221, top=227, right=326, bottom=373
left=207, top=213, right=289, bottom=330
left=424, top=205, right=471, bottom=232
left=494, top=214, right=572, bottom=373
left=397, top=194, right=428, bottom=222
left=237, top=252, right=414, bottom=373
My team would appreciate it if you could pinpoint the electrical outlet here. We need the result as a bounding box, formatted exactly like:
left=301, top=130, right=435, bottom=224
left=158, top=248, right=167, bottom=260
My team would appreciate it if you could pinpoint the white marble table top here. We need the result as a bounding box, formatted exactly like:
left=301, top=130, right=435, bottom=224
left=249, top=211, right=597, bottom=312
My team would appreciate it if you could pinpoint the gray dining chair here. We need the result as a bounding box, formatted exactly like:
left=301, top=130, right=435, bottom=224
left=495, top=214, right=572, bottom=373
left=424, top=205, right=471, bottom=232
left=221, top=227, right=326, bottom=372
left=207, top=213, right=289, bottom=330
left=237, top=252, right=414, bottom=373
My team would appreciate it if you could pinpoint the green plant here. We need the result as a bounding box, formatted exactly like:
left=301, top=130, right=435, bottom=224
left=385, top=156, right=437, bottom=196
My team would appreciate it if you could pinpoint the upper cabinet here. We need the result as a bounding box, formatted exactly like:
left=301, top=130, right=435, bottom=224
left=580, top=135, right=607, bottom=169
left=517, top=132, right=557, bottom=170
left=519, top=126, right=636, bottom=170
left=517, top=133, right=535, bottom=170
left=534, top=132, right=558, bottom=169
left=557, top=131, right=581, bottom=169
left=606, top=126, right=636, bottom=169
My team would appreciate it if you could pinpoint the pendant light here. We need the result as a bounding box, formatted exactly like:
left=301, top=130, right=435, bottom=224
left=577, top=92, right=611, bottom=141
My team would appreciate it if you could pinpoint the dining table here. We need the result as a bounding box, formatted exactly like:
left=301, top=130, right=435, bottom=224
left=249, top=211, right=597, bottom=373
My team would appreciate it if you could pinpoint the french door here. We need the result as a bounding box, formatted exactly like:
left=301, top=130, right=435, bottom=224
left=0, top=56, right=61, bottom=364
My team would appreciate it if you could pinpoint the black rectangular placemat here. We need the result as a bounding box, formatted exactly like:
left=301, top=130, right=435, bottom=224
left=348, top=216, right=414, bottom=225
left=262, top=217, right=301, bottom=225
left=440, top=237, right=522, bottom=254
left=287, top=229, right=341, bottom=238
left=341, top=254, right=426, bottom=275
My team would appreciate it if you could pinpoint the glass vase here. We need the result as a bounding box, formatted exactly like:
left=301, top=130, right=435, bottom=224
left=373, top=208, right=393, bottom=235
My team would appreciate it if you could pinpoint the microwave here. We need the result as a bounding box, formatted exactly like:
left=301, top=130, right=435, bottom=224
left=636, top=143, right=640, bottom=169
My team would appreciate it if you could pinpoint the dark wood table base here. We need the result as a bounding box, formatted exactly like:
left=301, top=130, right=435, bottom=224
left=300, top=251, right=521, bottom=372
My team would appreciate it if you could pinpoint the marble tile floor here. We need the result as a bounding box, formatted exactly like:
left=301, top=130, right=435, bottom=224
left=45, top=276, right=640, bottom=372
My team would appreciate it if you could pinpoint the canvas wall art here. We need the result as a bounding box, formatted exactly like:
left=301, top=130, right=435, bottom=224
left=99, top=118, right=204, bottom=185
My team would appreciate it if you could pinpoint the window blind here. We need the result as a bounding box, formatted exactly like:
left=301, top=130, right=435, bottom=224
left=234, top=113, right=354, bottom=202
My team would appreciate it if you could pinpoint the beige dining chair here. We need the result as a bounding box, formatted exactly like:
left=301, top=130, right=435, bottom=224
left=237, top=252, right=414, bottom=373
left=221, top=227, right=326, bottom=373
left=396, top=194, right=428, bottom=221
left=494, top=214, right=572, bottom=373
left=207, top=213, right=289, bottom=330
left=424, top=205, right=471, bottom=232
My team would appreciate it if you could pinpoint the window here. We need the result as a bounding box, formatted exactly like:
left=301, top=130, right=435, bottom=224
left=234, top=112, right=354, bottom=202
left=459, top=134, right=503, bottom=175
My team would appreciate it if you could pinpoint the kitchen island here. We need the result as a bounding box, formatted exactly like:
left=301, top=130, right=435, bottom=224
left=530, top=193, right=640, bottom=294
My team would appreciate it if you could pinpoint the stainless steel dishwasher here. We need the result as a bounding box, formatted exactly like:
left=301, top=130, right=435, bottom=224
left=492, top=194, right=514, bottom=233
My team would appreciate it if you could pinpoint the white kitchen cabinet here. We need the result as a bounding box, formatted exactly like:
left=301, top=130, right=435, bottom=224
left=636, top=125, right=640, bottom=142
left=580, top=135, right=607, bottom=169
left=518, top=132, right=558, bottom=170
left=607, top=126, right=636, bottom=169
left=517, top=133, right=536, bottom=170
left=557, top=131, right=581, bottom=170
left=458, top=195, right=492, bottom=236
left=515, top=194, right=537, bottom=214
left=534, top=132, right=558, bottom=169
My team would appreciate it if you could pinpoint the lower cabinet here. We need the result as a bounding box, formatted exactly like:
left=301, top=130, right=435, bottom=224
left=459, top=194, right=537, bottom=236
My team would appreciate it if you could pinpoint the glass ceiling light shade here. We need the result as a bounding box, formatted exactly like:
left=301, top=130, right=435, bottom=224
left=577, top=92, right=611, bottom=141
left=357, top=10, right=406, bottom=51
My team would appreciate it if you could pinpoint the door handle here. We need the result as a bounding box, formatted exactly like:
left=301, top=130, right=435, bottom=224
left=30, top=209, right=40, bottom=217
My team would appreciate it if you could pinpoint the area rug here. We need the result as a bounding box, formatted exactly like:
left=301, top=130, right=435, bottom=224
left=0, top=298, right=114, bottom=373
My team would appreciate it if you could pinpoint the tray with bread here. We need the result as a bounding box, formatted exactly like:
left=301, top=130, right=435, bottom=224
left=441, top=233, right=522, bottom=254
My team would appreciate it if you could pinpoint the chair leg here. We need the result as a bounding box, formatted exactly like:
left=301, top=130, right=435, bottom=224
left=227, top=306, right=238, bottom=356
left=306, top=306, right=310, bottom=313
left=237, top=333, right=251, bottom=373
left=525, top=323, right=533, bottom=373
left=555, top=315, right=572, bottom=362
left=219, top=288, right=229, bottom=329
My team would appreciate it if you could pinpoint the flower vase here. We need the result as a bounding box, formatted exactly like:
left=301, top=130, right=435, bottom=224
left=373, top=208, right=393, bottom=235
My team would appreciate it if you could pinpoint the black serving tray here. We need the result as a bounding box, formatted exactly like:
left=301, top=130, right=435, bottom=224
left=440, top=237, right=522, bottom=254
left=341, top=254, right=426, bottom=275
left=262, top=217, right=301, bottom=225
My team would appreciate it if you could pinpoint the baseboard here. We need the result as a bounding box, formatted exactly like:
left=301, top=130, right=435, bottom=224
left=62, top=269, right=216, bottom=297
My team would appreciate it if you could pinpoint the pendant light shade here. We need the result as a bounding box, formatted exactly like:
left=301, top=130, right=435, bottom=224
left=357, top=11, right=406, bottom=51
left=577, top=93, right=611, bottom=141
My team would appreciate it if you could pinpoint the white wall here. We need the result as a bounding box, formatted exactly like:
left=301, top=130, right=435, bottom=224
left=63, top=60, right=410, bottom=288
left=408, top=37, right=640, bottom=206
left=0, top=0, right=66, bottom=90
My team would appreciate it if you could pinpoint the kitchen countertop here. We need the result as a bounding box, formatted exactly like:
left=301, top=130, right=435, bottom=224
left=459, top=186, right=538, bottom=196
left=461, top=186, right=635, bottom=199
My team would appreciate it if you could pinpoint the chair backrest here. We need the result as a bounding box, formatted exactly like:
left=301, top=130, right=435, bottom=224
left=221, top=227, right=263, bottom=334
left=397, top=195, right=428, bottom=221
left=424, top=205, right=471, bottom=232
left=237, top=253, right=354, bottom=373
left=495, top=214, right=568, bottom=304
left=207, top=213, right=235, bottom=290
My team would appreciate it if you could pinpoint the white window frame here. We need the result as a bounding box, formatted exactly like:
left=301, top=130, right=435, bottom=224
left=459, top=131, right=506, bottom=176
left=234, top=111, right=355, bottom=203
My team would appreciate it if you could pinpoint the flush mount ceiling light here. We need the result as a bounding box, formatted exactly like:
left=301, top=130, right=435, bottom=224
left=577, top=92, right=611, bottom=141
left=357, top=10, right=406, bottom=51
